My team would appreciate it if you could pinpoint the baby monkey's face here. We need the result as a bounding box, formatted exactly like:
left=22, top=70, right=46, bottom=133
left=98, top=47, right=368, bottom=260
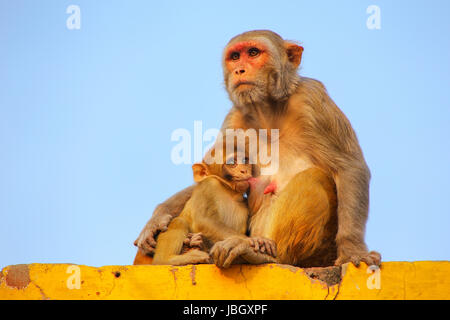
left=222, top=155, right=253, bottom=193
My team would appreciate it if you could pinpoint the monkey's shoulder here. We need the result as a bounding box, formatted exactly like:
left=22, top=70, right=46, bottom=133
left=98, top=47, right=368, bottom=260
left=287, top=76, right=348, bottom=122
left=186, top=177, right=247, bottom=222
left=297, top=76, right=327, bottom=91
left=289, top=77, right=329, bottom=105
left=195, top=176, right=225, bottom=192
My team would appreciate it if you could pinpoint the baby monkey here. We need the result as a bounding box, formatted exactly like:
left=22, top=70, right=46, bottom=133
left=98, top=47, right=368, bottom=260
left=152, top=152, right=276, bottom=265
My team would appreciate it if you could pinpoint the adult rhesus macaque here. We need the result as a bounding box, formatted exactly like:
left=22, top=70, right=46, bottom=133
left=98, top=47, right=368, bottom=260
left=152, top=151, right=276, bottom=266
left=134, top=30, right=381, bottom=268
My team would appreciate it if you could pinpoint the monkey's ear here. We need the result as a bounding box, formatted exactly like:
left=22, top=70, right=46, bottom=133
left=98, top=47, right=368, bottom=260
left=284, top=42, right=303, bottom=68
left=192, top=163, right=209, bottom=182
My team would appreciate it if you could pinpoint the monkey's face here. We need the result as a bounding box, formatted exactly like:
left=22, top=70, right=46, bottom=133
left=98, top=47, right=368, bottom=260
left=222, top=156, right=253, bottom=193
left=223, top=31, right=303, bottom=105
left=223, top=39, right=273, bottom=105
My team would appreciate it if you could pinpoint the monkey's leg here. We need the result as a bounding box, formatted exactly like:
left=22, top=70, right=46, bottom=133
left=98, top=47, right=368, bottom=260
left=133, top=233, right=202, bottom=265
left=268, top=167, right=338, bottom=267
left=133, top=248, right=154, bottom=265
left=166, top=249, right=211, bottom=266
left=152, top=217, right=190, bottom=265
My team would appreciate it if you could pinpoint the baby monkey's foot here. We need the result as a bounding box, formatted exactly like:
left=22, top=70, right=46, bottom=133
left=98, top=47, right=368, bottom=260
left=185, top=249, right=212, bottom=264
left=248, top=237, right=277, bottom=257
left=182, top=232, right=205, bottom=253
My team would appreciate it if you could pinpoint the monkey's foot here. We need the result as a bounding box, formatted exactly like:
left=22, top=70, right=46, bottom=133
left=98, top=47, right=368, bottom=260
left=182, top=233, right=205, bottom=253
left=183, top=249, right=212, bottom=265
left=210, top=236, right=247, bottom=268
left=211, top=236, right=277, bottom=268
left=249, top=237, right=277, bottom=257
left=335, top=250, right=381, bottom=267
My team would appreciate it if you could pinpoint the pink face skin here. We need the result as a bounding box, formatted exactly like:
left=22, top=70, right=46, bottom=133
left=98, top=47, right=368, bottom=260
left=224, top=40, right=270, bottom=91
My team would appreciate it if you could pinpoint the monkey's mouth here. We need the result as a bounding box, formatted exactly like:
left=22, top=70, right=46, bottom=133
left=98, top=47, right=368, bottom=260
left=234, top=180, right=251, bottom=193
left=234, top=81, right=255, bottom=89
left=232, top=175, right=253, bottom=182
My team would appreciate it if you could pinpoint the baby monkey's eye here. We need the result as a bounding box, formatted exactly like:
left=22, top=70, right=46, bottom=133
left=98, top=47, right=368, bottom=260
left=248, top=47, right=260, bottom=57
left=242, top=157, right=250, bottom=164
left=226, top=158, right=236, bottom=165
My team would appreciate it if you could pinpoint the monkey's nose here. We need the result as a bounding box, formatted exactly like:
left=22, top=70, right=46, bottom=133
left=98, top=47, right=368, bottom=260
left=235, top=69, right=245, bottom=75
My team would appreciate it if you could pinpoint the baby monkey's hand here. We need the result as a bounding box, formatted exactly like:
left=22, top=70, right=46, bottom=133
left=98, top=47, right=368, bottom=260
left=248, top=237, right=277, bottom=258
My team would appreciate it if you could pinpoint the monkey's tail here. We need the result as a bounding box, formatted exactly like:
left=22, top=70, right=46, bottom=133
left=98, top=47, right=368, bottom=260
left=152, top=217, right=190, bottom=265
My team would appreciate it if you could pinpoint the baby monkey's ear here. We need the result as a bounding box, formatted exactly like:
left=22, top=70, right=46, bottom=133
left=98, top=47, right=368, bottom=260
left=192, top=163, right=209, bottom=182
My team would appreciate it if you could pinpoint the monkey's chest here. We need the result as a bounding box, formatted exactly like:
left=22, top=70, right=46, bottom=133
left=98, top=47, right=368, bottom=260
left=248, top=137, right=313, bottom=237
left=273, top=154, right=312, bottom=192
left=256, top=135, right=313, bottom=193
left=223, top=201, right=249, bottom=234
left=210, top=193, right=249, bottom=234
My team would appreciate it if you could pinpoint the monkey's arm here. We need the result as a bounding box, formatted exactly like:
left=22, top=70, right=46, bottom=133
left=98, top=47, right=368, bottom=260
left=319, top=150, right=381, bottom=266
left=301, top=79, right=380, bottom=266
left=134, top=185, right=195, bottom=255
left=152, top=216, right=211, bottom=266
left=320, top=106, right=379, bottom=266
left=333, top=162, right=382, bottom=265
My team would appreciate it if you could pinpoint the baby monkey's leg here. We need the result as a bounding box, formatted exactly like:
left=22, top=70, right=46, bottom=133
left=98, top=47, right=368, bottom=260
left=152, top=217, right=189, bottom=265
left=153, top=218, right=211, bottom=266
left=167, top=249, right=211, bottom=266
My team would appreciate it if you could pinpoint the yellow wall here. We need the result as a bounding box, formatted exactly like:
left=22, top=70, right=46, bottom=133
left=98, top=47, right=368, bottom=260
left=1, top=261, right=449, bottom=300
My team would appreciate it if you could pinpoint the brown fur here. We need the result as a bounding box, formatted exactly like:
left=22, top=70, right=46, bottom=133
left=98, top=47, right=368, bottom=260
left=217, top=30, right=380, bottom=267
left=134, top=30, right=380, bottom=267
left=134, top=185, right=195, bottom=256
left=133, top=248, right=153, bottom=265
left=151, top=156, right=274, bottom=266
left=269, top=168, right=337, bottom=267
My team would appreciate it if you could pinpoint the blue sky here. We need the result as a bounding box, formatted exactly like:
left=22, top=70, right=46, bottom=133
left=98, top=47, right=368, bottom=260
left=1, top=0, right=449, bottom=268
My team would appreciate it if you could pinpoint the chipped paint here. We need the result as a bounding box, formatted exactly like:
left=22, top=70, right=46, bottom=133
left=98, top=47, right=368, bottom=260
left=5, top=264, right=30, bottom=289
left=190, top=265, right=197, bottom=286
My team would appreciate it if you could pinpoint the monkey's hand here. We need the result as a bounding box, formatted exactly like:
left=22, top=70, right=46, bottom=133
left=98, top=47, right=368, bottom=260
left=133, top=213, right=172, bottom=255
left=211, top=236, right=277, bottom=268
left=249, top=237, right=277, bottom=257
left=182, top=232, right=206, bottom=253
left=335, top=249, right=382, bottom=267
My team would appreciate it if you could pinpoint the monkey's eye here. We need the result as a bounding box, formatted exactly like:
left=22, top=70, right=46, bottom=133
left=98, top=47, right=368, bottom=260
left=248, top=47, right=260, bottom=57
left=242, top=157, right=249, bottom=164
left=226, top=157, right=236, bottom=165
left=230, top=52, right=240, bottom=60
